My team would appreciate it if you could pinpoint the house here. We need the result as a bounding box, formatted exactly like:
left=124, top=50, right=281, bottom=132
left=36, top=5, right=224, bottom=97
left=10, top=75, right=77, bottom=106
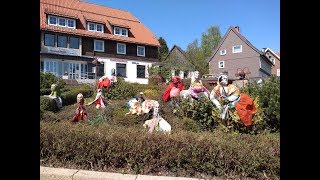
left=262, top=48, right=280, bottom=76
left=207, top=26, right=274, bottom=81
left=163, top=45, right=195, bottom=79
left=40, top=0, right=160, bottom=84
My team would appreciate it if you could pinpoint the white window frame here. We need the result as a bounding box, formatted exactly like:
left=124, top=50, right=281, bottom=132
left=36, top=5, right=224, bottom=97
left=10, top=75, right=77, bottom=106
left=277, top=69, right=280, bottom=76
left=117, top=43, right=126, bottom=54
left=232, top=45, right=242, bottom=53
left=220, top=49, right=226, bottom=55
left=218, top=61, right=225, bottom=68
left=94, top=39, right=104, bottom=52
left=114, top=27, right=128, bottom=37
left=47, top=15, right=76, bottom=29
left=137, top=46, right=145, bottom=57
left=87, top=22, right=104, bottom=33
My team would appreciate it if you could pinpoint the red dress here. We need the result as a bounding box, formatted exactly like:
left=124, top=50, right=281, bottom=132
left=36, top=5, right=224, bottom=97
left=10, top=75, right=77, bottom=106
left=71, top=99, right=87, bottom=122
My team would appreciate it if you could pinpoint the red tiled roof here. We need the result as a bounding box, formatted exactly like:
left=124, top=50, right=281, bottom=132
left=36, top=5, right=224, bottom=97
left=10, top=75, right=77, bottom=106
left=40, top=0, right=160, bottom=46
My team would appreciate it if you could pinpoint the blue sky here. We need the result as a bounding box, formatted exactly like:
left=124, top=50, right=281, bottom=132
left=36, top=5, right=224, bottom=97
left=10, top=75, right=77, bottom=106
left=85, top=0, right=280, bottom=53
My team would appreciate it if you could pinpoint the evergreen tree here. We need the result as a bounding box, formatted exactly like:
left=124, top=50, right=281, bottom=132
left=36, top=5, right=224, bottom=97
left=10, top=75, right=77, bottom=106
left=158, top=37, right=169, bottom=61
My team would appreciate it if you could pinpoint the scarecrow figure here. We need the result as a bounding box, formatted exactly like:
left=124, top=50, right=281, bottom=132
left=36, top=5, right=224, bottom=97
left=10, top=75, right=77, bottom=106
left=71, top=93, right=87, bottom=123
left=210, top=74, right=257, bottom=126
left=143, top=101, right=171, bottom=134
left=162, top=76, right=186, bottom=102
left=44, top=84, right=62, bottom=109
left=97, top=68, right=117, bottom=93
left=86, top=89, right=106, bottom=109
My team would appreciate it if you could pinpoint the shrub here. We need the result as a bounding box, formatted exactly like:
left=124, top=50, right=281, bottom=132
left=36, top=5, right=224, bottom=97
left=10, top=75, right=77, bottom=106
left=242, top=76, right=280, bottom=132
left=40, top=88, right=52, bottom=96
left=40, top=121, right=280, bottom=179
left=60, top=85, right=93, bottom=106
left=105, top=78, right=138, bottom=100
left=40, top=72, right=66, bottom=89
left=148, top=74, right=164, bottom=85
left=177, top=96, right=215, bottom=130
left=40, top=96, right=59, bottom=112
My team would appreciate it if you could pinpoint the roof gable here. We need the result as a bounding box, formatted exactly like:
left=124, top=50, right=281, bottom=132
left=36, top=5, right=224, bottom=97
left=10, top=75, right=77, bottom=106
left=208, top=26, right=264, bottom=62
left=40, top=0, right=160, bottom=46
left=263, top=48, right=280, bottom=60
left=164, top=45, right=194, bottom=70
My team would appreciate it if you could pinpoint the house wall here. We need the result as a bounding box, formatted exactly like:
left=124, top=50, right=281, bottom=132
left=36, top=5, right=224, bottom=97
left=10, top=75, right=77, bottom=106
left=81, top=37, right=158, bottom=60
left=209, top=30, right=261, bottom=79
left=40, top=31, right=82, bottom=56
left=97, top=57, right=153, bottom=84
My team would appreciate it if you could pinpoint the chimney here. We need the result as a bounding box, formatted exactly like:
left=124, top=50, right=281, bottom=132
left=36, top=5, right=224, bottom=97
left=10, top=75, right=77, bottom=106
left=235, top=26, right=240, bottom=32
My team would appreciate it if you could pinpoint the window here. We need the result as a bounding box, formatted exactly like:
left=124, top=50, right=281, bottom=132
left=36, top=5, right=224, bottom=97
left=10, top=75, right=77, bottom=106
left=218, top=61, right=225, bottom=68
left=277, top=69, right=280, bottom=76
left=69, top=37, right=79, bottom=49
left=96, top=24, right=103, bottom=32
left=48, top=16, right=57, bottom=25
left=114, top=27, right=128, bottom=37
left=67, top=19, right=75, bottom=28
left=94, top=39, right=104, bottom=52
left=47, top=15, right=75, bottom=29
left=44, top=33, right=55, bottom=46
left=121, top=29, right=128, bottom=36
left=137, top=65, right=146, bottom=78
left=117, top=43, right=126, bottom=54
left=87, top=22, right=104, bottom=33
left=116, top=63, right=126, bottom=77
left=137, top=46, right=145, bottom=57
left=58, top=18, right=66, bottom=27
left=220, top=50, right=226, bottom=55
left=57, top=35, right=67, bottom=47
left=232, top=45, right=242, bottom=53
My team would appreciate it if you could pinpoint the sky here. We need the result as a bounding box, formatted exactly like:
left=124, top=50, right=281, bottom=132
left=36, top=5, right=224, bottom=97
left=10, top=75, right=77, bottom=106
left=84, top=0, right=280, bottom=53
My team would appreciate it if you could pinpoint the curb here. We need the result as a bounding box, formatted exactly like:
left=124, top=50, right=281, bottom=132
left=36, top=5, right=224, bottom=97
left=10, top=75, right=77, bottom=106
left=40, top=166, right=212, bottom=180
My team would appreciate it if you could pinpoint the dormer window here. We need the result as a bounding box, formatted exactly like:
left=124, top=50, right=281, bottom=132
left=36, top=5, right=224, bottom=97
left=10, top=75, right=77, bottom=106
left=114, top=27, right=128, bottom=37
left=47, top=15, right=76, bottom=29
left=87, top=22, right=104, bottom=33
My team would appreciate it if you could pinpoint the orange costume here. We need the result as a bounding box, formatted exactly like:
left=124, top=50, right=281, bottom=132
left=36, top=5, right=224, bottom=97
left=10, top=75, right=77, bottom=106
left=210, top=74, right=256, bottom=126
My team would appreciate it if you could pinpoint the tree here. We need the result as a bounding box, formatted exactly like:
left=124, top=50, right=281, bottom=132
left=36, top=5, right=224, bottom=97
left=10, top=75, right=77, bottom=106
left=200, top=26, right=222, bottom=58
left=158, top=37, right=169, bottom=61
left=185, top=39, right=208, bottom=75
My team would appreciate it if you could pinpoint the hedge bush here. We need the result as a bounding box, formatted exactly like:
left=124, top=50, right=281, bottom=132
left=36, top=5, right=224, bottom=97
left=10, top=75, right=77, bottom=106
left=60, top=85, right=93, bottom=106
left=40, top=121, right=280, bottom=179
left=40, top=72, right=66, bottom=89
left=242, top=76, right=280, bottom=132
left=40, top=96, right=59, bottom=112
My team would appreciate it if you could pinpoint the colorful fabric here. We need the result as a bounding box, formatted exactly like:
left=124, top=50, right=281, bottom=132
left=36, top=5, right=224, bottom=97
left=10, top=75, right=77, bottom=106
left=235, top=93, right=257, bottom=126
left=126, top=99, right=158, bottom=115
left=188, top=85, right=209, bottom=99
left=163, top=76, right=186, bottom=101
left=97, top=78, right=111, bottom=89
left=72, top=98, right=87, bottom=122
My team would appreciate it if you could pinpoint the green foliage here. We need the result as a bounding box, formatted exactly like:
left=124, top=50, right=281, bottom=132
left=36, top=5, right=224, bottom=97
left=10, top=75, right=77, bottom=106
left=185, top=39, right=208, bottom=75
left=88, top=107, right=114, bottom=126
left=148, top=74, right=164, bottom=85
left=60, top=85, right=93, bottom=106
left=242, top=76, right=280, bottom=132
left=158, top=37, right=169, bottom=61
left=200, top=26, right=222, bottom=58
left=40, top=96, right=59, bottom=112
left=105, top=78, right=138, bottom=100
left=40, top=72, right=66, bottom=89
left=40, top=121, right=280, bottom=179
left=177, top=96, right=215, bottom=130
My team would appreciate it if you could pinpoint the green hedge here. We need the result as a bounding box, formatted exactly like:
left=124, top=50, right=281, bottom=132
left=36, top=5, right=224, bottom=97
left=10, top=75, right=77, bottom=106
left=60, top=85, right=93, bottom=106
left=40, top=121, right=280, bottom=179
left=40, top=96, right=59, bottom=112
